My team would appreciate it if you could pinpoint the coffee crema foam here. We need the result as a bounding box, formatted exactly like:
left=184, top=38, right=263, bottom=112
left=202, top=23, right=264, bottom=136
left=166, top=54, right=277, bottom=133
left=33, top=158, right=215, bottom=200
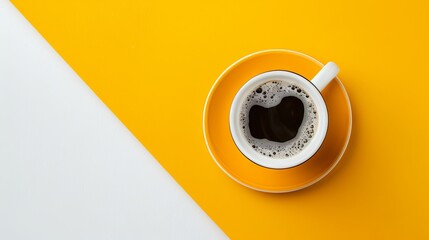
left=239, top=80, right=318, bottom=159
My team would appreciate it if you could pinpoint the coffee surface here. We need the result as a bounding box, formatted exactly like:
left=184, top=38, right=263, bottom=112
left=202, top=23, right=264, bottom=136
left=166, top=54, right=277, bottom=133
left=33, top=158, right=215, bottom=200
left=249, top=96, right=304, bottom=142
left=239, top=80, right=318, bottom=159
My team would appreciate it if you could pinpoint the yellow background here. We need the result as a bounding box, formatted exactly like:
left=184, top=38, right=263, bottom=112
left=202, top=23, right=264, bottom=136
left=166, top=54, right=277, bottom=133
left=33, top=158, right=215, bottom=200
left=11, top=0, right=429, bottom=238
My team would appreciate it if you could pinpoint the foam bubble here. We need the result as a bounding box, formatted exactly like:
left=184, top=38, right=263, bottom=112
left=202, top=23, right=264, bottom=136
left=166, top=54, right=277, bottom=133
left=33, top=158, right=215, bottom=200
left=239, top=80, right=318, bottom=159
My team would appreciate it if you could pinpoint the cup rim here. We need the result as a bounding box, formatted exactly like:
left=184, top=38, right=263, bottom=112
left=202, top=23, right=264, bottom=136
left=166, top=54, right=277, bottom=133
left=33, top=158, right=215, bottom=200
left=229, top=70, right=329, bottom=169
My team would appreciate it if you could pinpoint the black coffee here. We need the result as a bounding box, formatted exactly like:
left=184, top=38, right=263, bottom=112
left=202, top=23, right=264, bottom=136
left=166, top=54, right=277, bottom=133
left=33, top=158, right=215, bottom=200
left=249, top=96, right=304, bottom=143
left=239, top=81, right=318, bottom=158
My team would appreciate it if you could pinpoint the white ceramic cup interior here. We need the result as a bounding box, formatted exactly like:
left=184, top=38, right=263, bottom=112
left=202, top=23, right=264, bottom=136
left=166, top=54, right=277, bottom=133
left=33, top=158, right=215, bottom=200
left=230, top=62, right=339, bottom=169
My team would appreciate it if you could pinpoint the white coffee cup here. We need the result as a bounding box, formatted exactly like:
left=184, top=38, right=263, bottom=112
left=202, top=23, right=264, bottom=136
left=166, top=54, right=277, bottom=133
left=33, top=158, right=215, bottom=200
left=229, top=62, right=339, bottom=169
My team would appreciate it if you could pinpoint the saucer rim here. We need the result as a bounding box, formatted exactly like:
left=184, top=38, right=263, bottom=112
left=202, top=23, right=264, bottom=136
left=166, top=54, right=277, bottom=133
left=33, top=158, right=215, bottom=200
left=202, top=49, right=353, bottom=193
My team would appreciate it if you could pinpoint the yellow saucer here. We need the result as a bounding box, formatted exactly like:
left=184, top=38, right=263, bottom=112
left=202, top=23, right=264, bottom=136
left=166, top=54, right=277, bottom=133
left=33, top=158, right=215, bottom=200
left=203, top=49, right=352, bottom=193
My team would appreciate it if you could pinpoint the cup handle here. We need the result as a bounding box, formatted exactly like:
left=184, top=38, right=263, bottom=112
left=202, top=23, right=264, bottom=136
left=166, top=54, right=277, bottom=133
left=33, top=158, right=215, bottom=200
left=311, top=62, right=340, bottom=91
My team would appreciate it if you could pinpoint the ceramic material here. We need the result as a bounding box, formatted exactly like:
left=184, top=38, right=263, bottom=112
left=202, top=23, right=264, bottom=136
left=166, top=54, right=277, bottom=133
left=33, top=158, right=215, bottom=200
left=229, top=62, right=339, bottom=169
left=203, top=49, right=352, bottom=192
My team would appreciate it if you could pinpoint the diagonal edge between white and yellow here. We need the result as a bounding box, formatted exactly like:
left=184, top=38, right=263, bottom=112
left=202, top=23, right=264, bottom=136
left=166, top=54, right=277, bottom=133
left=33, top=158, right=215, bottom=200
left=0, top=1, right=228, bottom=239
